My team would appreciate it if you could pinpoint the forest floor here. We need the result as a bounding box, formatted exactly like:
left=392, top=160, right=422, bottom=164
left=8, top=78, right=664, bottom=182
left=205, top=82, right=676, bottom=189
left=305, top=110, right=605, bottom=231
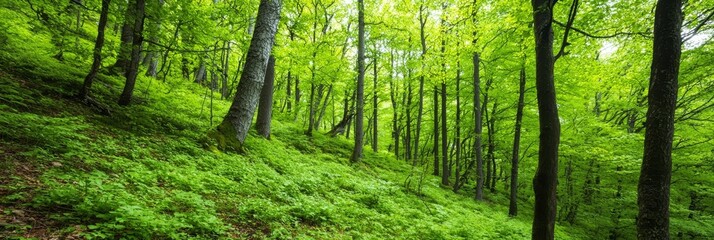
left=0, top=27, right=589, bottom=240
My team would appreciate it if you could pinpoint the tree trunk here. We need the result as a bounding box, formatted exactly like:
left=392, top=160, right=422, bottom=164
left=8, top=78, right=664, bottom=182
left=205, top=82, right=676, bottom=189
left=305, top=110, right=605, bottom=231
left=307, top=82, right=316, bottom=135
left=441, top=82, right=448, bottom=186
left=215, top=0, right=282, bottom=150
left=415, top=4, right=428, bottom=162
left=256, top=55, right=276, bottom=139
left=474, top=53, right=484, bottom=200
left=350, top=0, right=365, bottom=163
left=389, top=51, right=400, bottom=159
left=530, top=0, right=561, bottom=239
left=286, top=70, right=292, bottom=112
left=488, top=100, right=498, bottom=192
left=79, top=0, right=111, bottom=99
left=144, top=0, right=164, bottom=78
left=372, top=56, right=378, bottom=152
left=637, top=0, right=682, bottom=239
left=433, top=86, right=439, bottom=176
left=118, top=0, right=146, bottom=106
left=453, top=59, right=461, bottom=189
left=509, top=66, right=526, bottom=217
left=112, top=0, right=135, bottom=75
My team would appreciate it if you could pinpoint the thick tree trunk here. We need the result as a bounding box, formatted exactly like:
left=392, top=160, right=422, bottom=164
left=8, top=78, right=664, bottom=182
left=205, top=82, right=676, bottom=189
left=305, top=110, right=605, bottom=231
left=530, top=0, right=560, bottom=239
left=79, top=0, right=111, bottom=99
left=350, top=0, right=365, bottom=163
left=637, top=0, right=682, bottom=239
left=256, top=55, right=276, bottom=139
left=441, top=82, right=448, bottom=185
left=215, top=0, right=282, bottom=150
left=509, top=66, right=526, bottom=217
left=118, top=0, right=146, bottom=106
left=474, top=53, right=484, bottom=200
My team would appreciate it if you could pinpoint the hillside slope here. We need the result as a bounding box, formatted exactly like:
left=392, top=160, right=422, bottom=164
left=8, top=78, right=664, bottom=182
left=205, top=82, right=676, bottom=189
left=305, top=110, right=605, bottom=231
left=0, top=16, right=585, bottom=240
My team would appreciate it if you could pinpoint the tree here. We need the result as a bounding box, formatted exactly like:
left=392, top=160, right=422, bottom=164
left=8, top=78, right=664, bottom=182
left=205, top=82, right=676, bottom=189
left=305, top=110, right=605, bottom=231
left=350, top=0, right=365, bottom=163
left=78, top=0, right=111, bottom=100
left=530, top=0, right=561, bottom=239
left=637, top=0, right=683, bottom=238
left=112, top=0, right=136, bottom=74
left=256, top=55, right=276, bottom=139
left=510, top=65, right=526, bottom=217
left=474, top=52, right=484, bottom=200
left=214, top=0, right=282, bottom=150
left=118, top=0, right=146, bottom=106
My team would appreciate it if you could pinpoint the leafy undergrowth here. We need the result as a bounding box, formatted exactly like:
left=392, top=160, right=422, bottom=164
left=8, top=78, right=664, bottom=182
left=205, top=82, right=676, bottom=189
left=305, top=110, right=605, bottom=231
left=0, top=13, right=594, bottom=240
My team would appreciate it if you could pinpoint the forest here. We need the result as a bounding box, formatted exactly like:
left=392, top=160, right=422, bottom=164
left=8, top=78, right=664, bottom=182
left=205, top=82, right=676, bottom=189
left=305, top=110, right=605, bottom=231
left=0, top=0, right=713, bottom=239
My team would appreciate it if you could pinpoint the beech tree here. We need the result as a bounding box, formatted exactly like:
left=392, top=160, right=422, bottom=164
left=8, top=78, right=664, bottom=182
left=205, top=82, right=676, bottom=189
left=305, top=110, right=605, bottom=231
left=637, top=0, right=683, bottom=238
left=530, top=0, right=560, bottom=238
left=350, top=0, right=365, bottom=163
left=215, top=0, right=282, bottom=149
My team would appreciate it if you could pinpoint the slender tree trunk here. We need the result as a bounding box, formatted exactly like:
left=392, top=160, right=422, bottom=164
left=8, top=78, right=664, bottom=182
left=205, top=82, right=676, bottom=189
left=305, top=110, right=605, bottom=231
left=350, top=0, right=365, bottom=163
left=406, top=74, right=413, bottom=163
left=488, top=100, right=498, bottom=192
left=144, top=0, right=164, bottom=78
left=372, top=56, right=378, bottom=152
left=433, top=86, right=440, bottom=176
left=509, top=66, right=526, bottom=217
left=256, top=55, right=276, bottom=139
left=79, top=0, right=111, bottom=99
left=307, top=82, right=316, bottom=135
left=531, top=0, right=561, bottom=238
left=118, top=0, right=146, bottom=106
left=415, top=4, right=428, bottom=162
left=286, top=70, right=292, bottom=112
left=441, top=82, right=448, bottom=185
left=317, top=85, right=332, bottom=130
left=389, top=51, right=400, bottom=159
left=637, top=0, right=682, bottom=239
left=215, top=0, right=282, bottom=149
left=454, top=59, right=461, bottom=189
left=113, top=0, right=135, bottom=74
left=474, top=53, right=484, bottom=200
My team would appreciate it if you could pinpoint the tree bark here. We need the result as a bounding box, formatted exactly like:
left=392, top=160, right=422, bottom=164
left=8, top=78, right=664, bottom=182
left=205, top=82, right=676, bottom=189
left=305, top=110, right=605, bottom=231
left=256, top=55, right=276, bottom=139
left=433, top=86, right=440, bottom=176
left=372, top=56, right=378, bottom=152
left=112, top=0, right=135, bottom=75
left=215, top=0, right=282, bottom=149
left=453, top=59, right=461, bottom=189
left=530, top=0, right=560, bottom=239
left=474, top=53, right=484, bottom=200
left=637, top=0, right=682, bottom=239
left=509, top=66, right=526, bottom=217
left=441, top=82, right=448, bottom=185
left=415, top=4, right=428, bottom=162
left=118, top=0, right=146, bottom=106
left=350, top=0, right=365, bottom=163
left=79, top=0, right=111, bottom=99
